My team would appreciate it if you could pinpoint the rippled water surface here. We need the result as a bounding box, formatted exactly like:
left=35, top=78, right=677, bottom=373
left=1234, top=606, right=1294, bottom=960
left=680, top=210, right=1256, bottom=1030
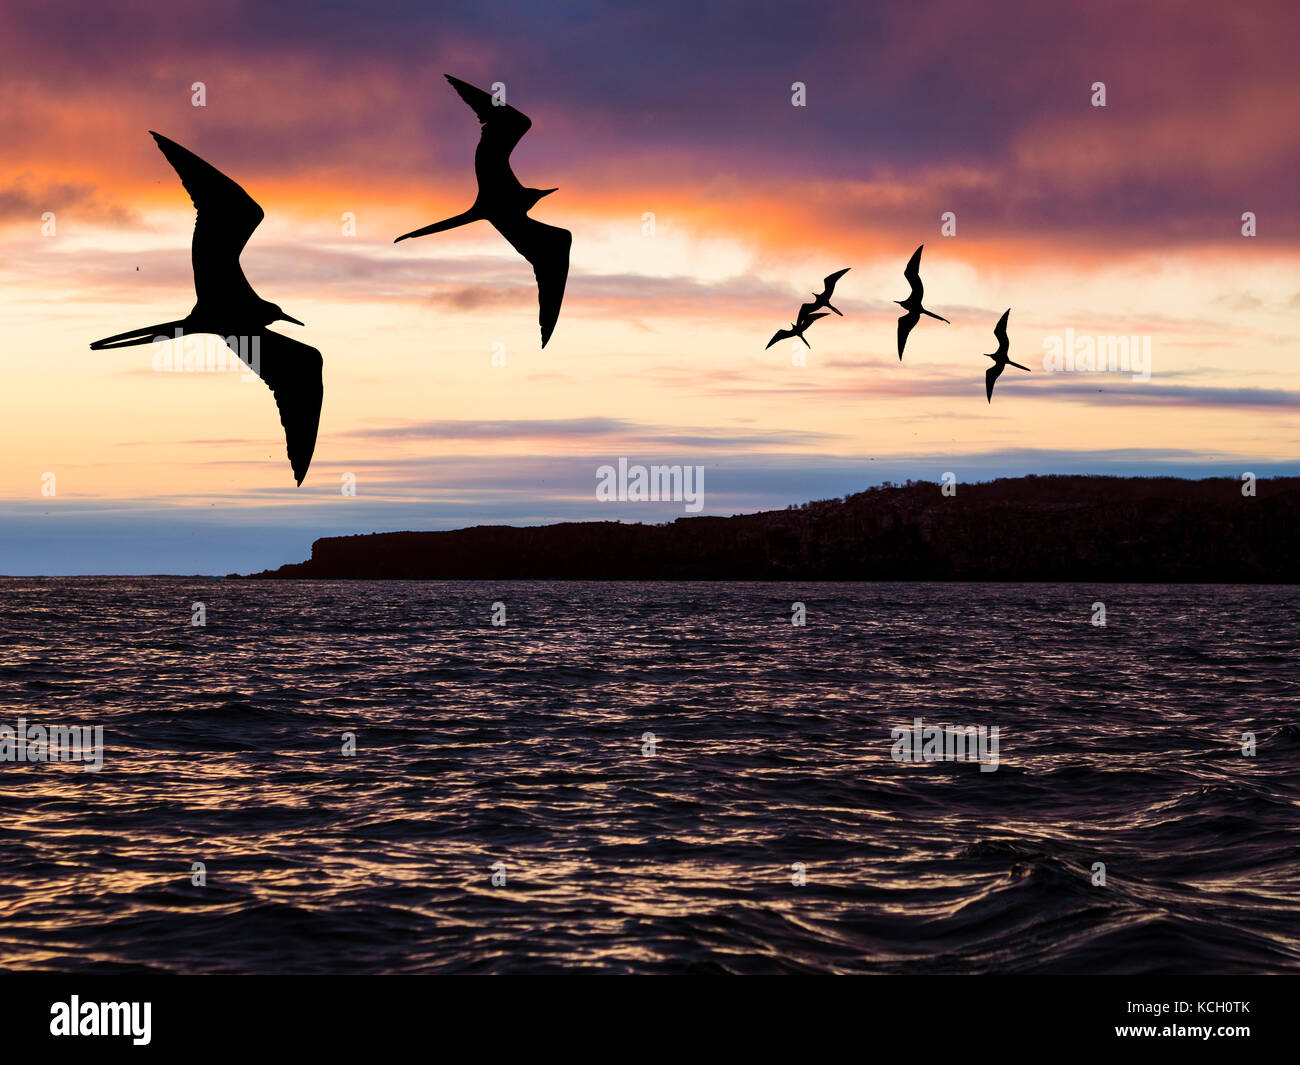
left=0, top=578, right=1297, bottom=974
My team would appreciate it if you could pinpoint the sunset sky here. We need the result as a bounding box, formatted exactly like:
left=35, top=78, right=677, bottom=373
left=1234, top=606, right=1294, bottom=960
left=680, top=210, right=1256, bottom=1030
left=1, top=0, right=1296, bottom=573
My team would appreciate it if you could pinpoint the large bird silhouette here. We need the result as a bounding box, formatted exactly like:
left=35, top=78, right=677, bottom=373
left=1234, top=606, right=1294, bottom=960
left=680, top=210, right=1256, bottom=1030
left=894, top=245, right=949, bottom=359
left=797, top=268, right=850, bottom=323
left=395, top=75, right=572, bottom=348
left=766, top=313, right=828, bottom=350
left=983, top=309, right=1031, bottom=402
left=90, top=132, right=321, bottom=485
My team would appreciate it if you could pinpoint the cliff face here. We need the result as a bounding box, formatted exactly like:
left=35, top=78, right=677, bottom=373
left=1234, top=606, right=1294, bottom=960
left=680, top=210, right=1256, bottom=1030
left=234, top=475, right=1300, bottom=582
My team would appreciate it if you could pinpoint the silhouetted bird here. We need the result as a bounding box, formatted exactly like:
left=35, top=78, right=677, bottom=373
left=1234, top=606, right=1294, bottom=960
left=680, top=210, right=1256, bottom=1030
left=797, top=268, right=850, bottom=323
left=766, top=313, right=827, bottom=349
left=395, top=75, right=571, bottom=348
left=90, top=133, right=321, bottom=485
left=983, top=309, right=1031, bottom=402
left=895, top=245, right=949, bottom=359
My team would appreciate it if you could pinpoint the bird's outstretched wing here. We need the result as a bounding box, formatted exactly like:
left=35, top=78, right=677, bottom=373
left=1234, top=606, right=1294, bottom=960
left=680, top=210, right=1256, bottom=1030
left=985, top=362, right=1004, bottom=403
left=150, top=131, right=263, bottom=306
left=993, top=308, right=1011, bottom=352
left=229, top=330, right=323, bottom=485
left=903, top=246, right=924, bottom=299
left=492, top=214, right=571, bottom=347
left=897, top=311, right=920, bottom=359
left=767, top=327, right=796, bottom=349
left=819, top=267, right=850, bottom=298
left=445, top=74, right=532, bottom=181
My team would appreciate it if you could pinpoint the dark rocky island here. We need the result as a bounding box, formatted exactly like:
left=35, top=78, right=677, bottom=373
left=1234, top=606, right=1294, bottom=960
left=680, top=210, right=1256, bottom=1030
left=233, top=475, right=1300, bottom=582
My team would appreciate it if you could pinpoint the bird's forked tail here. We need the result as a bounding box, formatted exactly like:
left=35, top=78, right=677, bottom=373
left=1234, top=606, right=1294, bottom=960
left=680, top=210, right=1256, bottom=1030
left=394, top=210, right=480, bottom=243
left=90, top=320, right=189, bottom=350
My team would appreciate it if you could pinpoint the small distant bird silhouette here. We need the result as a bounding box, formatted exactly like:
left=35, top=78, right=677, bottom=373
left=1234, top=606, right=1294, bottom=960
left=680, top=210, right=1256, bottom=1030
left=395, top=75, right=571, bottom=348
left=895, top=245, right=949, bottom=359
left=766, top=313, right=827, bottom=349
left=983, top=309, right=1031, bottom=402
left=797, top=268, right=850, bottom=323
left=89, top=132, right=322, bottom=485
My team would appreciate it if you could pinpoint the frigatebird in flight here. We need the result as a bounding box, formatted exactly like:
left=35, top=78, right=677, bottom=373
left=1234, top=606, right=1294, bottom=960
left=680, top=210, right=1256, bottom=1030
left=894, top=245, right=949, bottom=359
left=395, top=75, right=572, bottom=348
left=797, top=268, right=850, bottom=323
left=766, top=313, right=828, bottom=350
left=89, top=132, right=322, bottom=485
left=983, top=309, right=1031, bottom=402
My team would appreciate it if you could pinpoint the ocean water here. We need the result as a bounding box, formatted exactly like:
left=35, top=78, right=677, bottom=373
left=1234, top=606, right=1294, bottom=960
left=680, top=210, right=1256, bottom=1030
left=0, top=578, right=1297, bottom=974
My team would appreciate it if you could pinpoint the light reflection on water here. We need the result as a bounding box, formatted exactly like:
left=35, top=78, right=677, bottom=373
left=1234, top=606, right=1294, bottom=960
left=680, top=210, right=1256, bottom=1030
left=0, top=578, right=1297, bottom=973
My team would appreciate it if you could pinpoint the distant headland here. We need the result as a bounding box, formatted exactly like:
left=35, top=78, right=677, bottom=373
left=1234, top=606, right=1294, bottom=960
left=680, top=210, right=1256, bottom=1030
left=231, top=475, right=1300, bottom=582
